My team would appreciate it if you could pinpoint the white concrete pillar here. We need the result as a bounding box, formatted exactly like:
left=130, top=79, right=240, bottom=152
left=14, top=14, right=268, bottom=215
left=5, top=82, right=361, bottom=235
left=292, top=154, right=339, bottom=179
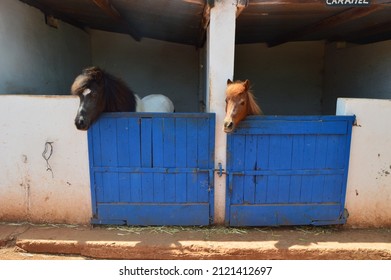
left=206, top=0, right=237, bottom=224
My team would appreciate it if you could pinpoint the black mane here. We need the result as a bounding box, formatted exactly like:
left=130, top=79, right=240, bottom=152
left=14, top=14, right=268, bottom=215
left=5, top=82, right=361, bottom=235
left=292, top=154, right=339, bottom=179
left=84, top=66, right=137, bottom=112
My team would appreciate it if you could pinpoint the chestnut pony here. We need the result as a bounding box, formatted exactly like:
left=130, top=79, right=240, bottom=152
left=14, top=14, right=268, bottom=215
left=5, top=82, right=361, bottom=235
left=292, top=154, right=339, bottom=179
left=223, top=79, right=263, bottom=133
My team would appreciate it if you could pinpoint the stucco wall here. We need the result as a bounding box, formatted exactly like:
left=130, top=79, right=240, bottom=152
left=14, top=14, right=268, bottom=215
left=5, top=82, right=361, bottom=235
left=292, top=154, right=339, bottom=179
left=0, top=95, right=91, bottom=224
left=337, top=98, right=391, bottom=227
left=323, top=41, right=391, bottom=114
left=234, top=42, right=325, bottom=115
left=0, top=0, right=91, bottom=95
left=90, top=30, right=201, bottom=112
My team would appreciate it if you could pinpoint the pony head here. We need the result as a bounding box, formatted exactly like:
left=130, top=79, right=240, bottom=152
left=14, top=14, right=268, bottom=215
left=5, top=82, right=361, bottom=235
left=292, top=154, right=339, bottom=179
left=223, top=79, right=262, bottom=133
left=71, top=66, right=136, bottom=130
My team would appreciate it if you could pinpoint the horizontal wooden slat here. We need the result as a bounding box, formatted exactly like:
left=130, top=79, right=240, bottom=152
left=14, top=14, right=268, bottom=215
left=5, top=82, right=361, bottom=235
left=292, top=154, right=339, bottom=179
left=96, top=204, right=210, bottom=226
left=233, top=120, right=349, bottom=135
left=229, top=204, right=344, bottom=226
left=92, top=167, right=213, bottom=174
left=228, top=169, right=345, bottom=175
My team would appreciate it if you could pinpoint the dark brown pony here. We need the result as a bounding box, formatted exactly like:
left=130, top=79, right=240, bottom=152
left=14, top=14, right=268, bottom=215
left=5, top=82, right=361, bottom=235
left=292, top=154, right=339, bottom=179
left=71, top=66, right=174, bottom=130
left=223, top=79, right=263, bottom=133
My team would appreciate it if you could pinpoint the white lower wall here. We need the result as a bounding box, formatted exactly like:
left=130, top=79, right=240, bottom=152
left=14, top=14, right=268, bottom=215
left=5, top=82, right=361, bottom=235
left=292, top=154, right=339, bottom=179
left=337, top=98, right=391, bottom=227
left=0, top=96, right=91, bottom=224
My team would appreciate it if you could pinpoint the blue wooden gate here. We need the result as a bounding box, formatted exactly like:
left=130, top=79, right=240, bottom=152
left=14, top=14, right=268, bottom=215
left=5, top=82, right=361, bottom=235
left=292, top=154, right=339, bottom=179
left=88, top=112, right=215, bottom=226
left=226, top=116, right=355, bottom=226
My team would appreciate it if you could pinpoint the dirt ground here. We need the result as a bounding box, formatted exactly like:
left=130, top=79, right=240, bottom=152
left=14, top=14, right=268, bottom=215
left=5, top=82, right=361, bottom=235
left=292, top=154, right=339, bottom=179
left=0, top=247, right=87, bottom=260
left=1, top=222, right=391, bottom=260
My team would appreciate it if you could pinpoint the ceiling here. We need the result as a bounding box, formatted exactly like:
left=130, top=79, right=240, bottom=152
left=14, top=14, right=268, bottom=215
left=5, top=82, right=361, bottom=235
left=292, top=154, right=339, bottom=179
left=19, top=0, right=391, bottom=47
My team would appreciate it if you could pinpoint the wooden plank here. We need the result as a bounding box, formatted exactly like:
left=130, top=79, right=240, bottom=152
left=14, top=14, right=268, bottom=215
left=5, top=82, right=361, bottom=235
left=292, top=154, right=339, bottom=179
left=186, top=118, right=198, bottom=168
left=268, top=5, right=383, bottom=47
left=197, top=117, right=210, bottom=169
left=234, top=120, right=348, bottom=135
left=288, top=175, right=302, bottom=203
left=152, top=118, right=164, bottom=167
left=130, top=173, right=142, bottom=202
left=186, top=118, right=198, bottom=203
left=118, top=173, right=131, bottom=202
left=231, top=135, right=245, bottom=204
left=268, top=135, right=293, bottom=170
left=163, top=118, right=176, bottom=202
left=97, top=204, right=210, bottom=226
left=197, top=117, right=211, bottom=202
left=90, top=122, right=102, bottom=166
left=141, top=118, right=152, bottom=167
left=140, top=118, right=153, bottom=203
left=116, top=118, right=130, bottom=166
left=128, top=118, right=141, bottom=167
left=277, top=176, right=291, bottom=203
left=163, top=118, right=176, bottom=167
left=243, top=135, right=257, bottom=204
left=255, top=175, right=267, bottom=204
left=266, top=176, right=279, bottom=203
left=324, top=175, right=344, bottom=203
left=99, top=117, right=117, bottom=166
left=314, top=135, right=328, bottom=169
left=175, top=118, right=188, bottom=203
left=91, top=0, right=141, bottom=41
left=229, top=204, right=344, bottom=226
left=150, top=115, right=164, bottom=203
left=141, top=173, right=154, bottom=203
left=101, top=172, right=119, bottom=203
left=311, top=175, right=326, bottom=203
left=303, top=135, right=316, bottom=169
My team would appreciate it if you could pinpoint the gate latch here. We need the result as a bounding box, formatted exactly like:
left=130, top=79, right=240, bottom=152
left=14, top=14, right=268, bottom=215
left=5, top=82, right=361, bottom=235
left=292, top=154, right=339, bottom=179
left=216, top=162, right=225, bottom=177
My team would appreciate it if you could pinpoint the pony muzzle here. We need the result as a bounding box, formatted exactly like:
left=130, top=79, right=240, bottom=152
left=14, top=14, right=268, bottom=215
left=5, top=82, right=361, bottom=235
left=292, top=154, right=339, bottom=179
left=223, top=120, right=235, bottom=133
left=75, top=115, right=89, bottom=131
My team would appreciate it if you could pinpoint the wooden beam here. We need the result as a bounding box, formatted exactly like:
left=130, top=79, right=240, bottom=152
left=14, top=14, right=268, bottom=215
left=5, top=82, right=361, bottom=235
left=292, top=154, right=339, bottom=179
left=91, top=0, right=141, bottom=41
left=196, top=3, right=211, bottom=48
left=197, top=0, right=249, bottom=48
left=236, top=0, right=249, bottom=17
left=342, top=21, right=391, bottom=43
left=19, top=0, right=87, bottom=31
left=268, top=5, right=384, bottom=47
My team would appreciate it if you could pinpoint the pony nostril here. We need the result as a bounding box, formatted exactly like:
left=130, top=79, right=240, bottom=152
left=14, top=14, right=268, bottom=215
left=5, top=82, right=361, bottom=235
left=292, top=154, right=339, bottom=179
left=225, top=122, right=233, bottom=129
left=75, top=117, right=88, bottom=130
left=75, top=117, right=85, bottom=126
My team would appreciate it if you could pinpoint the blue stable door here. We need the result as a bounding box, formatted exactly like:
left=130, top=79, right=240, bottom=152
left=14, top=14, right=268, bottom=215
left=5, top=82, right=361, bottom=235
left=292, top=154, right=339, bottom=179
left=88, top=113, right=215, bottom=226
left=226, top=115, right=355, bottom=226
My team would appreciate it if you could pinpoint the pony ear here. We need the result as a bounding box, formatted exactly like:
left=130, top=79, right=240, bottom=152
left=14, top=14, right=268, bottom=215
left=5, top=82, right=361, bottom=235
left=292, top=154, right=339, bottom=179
left=243, top=79, right=250, bottom=90
left=227, top=79, right=233, bottom=85
left=82, top=66, right=103, bottom=82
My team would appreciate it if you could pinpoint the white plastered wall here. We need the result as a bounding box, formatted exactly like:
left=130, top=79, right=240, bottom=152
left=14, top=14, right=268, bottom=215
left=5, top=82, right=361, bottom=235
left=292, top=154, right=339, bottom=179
left=337, top=98, right=391, bottom=227
left=0, top=96, right=91, bottom=224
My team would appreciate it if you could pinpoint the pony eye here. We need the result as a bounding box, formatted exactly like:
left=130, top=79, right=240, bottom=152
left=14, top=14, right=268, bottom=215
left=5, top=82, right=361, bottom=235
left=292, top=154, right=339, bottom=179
left=240, top=100, right=245, bottom=106
left=225, top=98, right=228, bottom=103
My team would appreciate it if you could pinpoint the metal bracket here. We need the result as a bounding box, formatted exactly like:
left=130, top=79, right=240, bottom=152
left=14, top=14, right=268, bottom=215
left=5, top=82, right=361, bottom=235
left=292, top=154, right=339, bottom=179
left=216, top=162, right=225, bottom=177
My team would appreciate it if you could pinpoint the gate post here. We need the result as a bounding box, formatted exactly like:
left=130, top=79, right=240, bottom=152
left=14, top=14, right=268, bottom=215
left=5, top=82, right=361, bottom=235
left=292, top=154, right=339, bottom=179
left=206, top=0, right=237, bottom=224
